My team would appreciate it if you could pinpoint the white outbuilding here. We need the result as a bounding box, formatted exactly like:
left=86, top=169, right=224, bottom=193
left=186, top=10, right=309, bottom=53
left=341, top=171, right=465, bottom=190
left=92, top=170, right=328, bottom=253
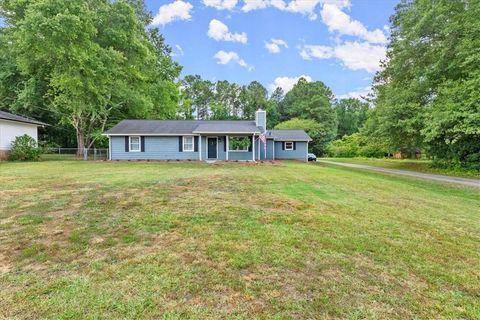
left=0, top=110, right=46, bottom=160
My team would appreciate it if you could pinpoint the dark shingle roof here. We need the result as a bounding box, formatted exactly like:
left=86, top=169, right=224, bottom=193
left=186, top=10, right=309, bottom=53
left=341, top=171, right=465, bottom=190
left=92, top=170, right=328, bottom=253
left=193, top=121, right=260, bottom=134
left=104, top=120, right=261, bottom=135
left=266, top=130, right=312, bottom=141
left=0, top=110, right=46, bottom=126
left=105, top=120, right=311, bottom=141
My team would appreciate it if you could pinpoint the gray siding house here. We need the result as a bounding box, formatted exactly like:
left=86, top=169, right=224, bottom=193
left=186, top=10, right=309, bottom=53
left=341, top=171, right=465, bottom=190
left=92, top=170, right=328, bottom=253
left=104, top=110, right=311, bottom=161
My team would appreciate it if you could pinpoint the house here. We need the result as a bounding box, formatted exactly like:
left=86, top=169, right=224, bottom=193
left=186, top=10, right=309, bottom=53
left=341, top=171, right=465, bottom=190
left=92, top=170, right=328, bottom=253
left=0, top=110, right=46, bottom=160
left=104, top=109, right=312, bottom=161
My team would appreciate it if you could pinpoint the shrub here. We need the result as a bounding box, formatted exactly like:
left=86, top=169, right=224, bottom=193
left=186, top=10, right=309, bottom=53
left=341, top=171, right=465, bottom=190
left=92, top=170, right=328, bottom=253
left=327, top=133, right=390, bottom=158
left=327, top=133, right=360, bottom=157
left=9, top=135, right=42, bottom=161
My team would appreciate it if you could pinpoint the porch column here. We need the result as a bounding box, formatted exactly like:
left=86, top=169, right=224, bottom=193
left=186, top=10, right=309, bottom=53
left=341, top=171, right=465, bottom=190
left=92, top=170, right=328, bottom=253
left=252, top=134, right=255, bottom=161
left=226, top=135, right=229, bottom=161
left=199, top=135, right=202, bottom=161
left=108, top=136, right=112, bottom=160
left=273, top=139, right=275, bottom=160
left=258, top=137, right=260, bottom=160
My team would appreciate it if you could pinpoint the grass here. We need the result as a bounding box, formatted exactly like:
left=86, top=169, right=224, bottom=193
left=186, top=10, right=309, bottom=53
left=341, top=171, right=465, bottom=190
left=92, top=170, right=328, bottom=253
left=0, top=160, right=479, bottom=319
left=322, top=157, right=480, bottom=179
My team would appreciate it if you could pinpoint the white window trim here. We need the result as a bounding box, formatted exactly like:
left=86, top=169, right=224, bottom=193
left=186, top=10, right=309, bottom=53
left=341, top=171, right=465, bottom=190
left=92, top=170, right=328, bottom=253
left=228, top=136, right=250, bottom=152
left=183, top=136, right=194, bottom=152
left=285, top=141, right=294, bottom=151
left=129, top=136, right=141, bottom=152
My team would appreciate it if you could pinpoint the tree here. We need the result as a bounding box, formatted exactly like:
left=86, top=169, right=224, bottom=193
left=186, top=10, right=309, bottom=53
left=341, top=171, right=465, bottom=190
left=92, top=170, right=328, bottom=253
left=264, top=99, right=281, bottom=129
left=0, top=0, right=180, bottom=152
left=177, top=91, right=194, bottom=120
left=281, top=78, right=335, bottom=123
left=211, top=80, right=241, bottom=119
left=241, top=81, right=268, bottom=119
left=422, top=74, right=480, bottom=168
left=334, top=98, right=369, bottom=139
left=372, top=0, right=480, bottom=165
left=327, top=132, right=389, bottom=158
left=182, top=75, right=214, bottom=119
left=210, top=101, right=231, bottom=120
left=275, top=116, right=334, bottom=156
left=327, top=133, right=361, bottom=158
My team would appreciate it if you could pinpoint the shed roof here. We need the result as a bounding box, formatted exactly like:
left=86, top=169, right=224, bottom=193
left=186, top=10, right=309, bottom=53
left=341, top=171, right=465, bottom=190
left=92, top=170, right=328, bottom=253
left=0, top=110, right=47, bottom=126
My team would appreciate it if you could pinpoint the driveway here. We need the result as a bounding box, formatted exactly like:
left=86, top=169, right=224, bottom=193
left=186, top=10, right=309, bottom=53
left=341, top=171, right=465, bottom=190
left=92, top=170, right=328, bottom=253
left=317, top=160, right=480, bottom=188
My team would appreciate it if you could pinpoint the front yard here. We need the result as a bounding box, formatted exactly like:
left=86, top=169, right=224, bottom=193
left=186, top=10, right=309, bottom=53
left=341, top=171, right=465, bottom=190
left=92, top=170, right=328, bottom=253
left=0, top=161, right=479, bottom=319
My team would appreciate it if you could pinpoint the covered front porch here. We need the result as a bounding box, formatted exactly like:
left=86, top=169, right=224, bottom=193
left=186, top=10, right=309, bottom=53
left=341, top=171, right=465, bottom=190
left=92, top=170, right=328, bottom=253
left=198, top=134, right=259, bottom=161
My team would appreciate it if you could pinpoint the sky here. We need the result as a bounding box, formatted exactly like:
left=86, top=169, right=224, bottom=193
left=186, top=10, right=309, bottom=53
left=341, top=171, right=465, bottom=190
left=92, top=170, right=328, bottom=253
left=147, top=0, right=398, bottom=99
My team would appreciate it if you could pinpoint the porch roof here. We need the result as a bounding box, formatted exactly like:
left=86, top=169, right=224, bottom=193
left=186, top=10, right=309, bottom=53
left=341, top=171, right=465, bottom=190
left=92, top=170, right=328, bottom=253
left=192, top=122, right=261, bottom=134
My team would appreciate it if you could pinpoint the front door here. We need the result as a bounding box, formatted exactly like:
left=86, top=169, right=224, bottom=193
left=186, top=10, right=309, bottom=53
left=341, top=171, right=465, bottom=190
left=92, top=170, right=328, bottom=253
left=207, top=137, right=217, bottom=159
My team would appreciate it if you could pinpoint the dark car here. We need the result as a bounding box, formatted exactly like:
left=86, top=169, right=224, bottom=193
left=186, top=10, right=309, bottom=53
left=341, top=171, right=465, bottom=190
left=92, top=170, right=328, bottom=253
left=307, top=153, right=317, bottom=161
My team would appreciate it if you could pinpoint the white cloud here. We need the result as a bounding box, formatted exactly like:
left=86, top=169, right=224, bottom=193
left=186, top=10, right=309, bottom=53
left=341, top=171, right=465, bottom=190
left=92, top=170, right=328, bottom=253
left=299, top=41, right=386, bottom=73
left=241, top=0, right=270, bottom=12
left=337, top=86, right=372, bottom=100
left=269, top=75, right=312, bottom=93
left=207, top=19, right=248, bottom=44
left=333, top=41, right=386, bottom=72
left=214, top=50, right=253, bottom=70
left=282, top=0, right=322, bottom=20
left=320, top=4, right=387, bottom=44
left=241, top=0, right=349, bottom=20
left=172, top=44, right=184, bottom=57
left=265, top=38, right=288, bottom=53
left=152, top=0, right=193, bottom=26
left=203, top=0, right=238, bottom=10
left=299, top=45, right=333, bottom=60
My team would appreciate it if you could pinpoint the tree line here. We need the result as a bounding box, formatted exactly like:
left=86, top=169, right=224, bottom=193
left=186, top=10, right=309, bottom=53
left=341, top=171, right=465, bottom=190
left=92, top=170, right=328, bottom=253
left=178, top=76, right=366, bottom=155
left=1, top=0, right=478, bottom=169
left=0, top=0, right=359, bottom=157
left=329, top=0, right=480, bottom=169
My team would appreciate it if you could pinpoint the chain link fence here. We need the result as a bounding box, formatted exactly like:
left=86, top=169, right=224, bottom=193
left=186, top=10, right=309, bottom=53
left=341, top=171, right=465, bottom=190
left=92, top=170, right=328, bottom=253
left=41, top=148, right=109, bottom=161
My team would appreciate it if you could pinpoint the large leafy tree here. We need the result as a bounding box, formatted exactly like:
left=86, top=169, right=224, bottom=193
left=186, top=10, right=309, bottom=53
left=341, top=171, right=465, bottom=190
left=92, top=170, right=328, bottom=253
left=334, top=98, right=369, bottom=139
left=278, top=78, right=337, bottom=152
left=210, top=80, right=241, bottom=120
left=372, top=0, right=480, bottom=165
left=281, top=78, right=335, bottom=123
left=241, top=81, right=268, bottom=119
left=182, top=75, right=214, bottom=120
left=0, top=0, right=180, bottom=151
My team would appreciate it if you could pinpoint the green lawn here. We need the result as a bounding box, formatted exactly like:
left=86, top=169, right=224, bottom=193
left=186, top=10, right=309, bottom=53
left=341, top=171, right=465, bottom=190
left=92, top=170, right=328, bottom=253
left=322, top=157, right=480, bottom=179
left=0, top=161, right=479, bottom=319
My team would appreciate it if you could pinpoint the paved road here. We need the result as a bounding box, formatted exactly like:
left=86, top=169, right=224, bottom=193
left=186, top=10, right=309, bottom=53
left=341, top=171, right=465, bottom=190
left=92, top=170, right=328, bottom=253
left=317, top=160, right=480, bottom=188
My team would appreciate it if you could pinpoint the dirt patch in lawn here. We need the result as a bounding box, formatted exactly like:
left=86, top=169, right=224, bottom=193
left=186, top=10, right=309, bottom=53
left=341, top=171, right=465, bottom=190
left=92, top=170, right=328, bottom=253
left=0, top=252, right=12, bottom=273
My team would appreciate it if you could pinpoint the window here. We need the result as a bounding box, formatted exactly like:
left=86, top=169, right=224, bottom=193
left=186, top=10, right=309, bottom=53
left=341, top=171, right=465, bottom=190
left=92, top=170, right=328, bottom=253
left=183, top=136, right=194, bottom=152
left=228, top=136, right=250, bottom=152
left=129, top=136, right=140, bottom=152
left=285, top=141, right=294, bottom=150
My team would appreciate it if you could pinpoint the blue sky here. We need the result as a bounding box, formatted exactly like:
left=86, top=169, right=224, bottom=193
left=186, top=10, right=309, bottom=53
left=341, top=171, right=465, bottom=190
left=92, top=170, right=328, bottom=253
left=146, top=0, right=398, bottom=98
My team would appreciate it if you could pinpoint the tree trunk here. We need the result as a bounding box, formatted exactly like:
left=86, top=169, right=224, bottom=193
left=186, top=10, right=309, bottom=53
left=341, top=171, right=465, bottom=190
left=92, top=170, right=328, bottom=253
left=76, top=130, right=85, bottom=157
